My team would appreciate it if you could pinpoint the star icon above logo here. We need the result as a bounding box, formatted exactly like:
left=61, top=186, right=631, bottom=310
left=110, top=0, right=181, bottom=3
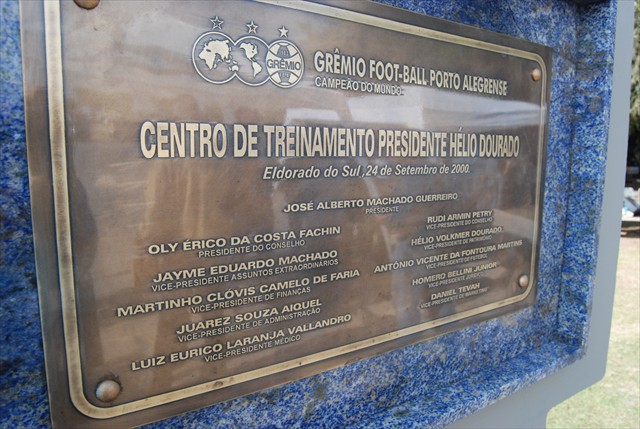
left=278, top=26, right=289, bottom=38
left=210, top=16, right=224, bottom=29
left=246, top=20, right=258, bottom=34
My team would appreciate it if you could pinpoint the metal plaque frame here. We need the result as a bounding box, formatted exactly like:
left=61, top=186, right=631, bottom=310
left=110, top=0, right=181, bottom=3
left=21, top=0, right=550, bottom=427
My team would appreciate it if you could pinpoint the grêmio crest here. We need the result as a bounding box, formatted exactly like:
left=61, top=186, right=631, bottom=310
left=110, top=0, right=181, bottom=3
left=192, top=16, right=304, bottom=88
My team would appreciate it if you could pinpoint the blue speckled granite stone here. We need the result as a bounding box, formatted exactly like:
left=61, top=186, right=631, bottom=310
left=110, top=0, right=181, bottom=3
left=0, top=0, right=619, bottom=427
left=1, top=1, right=49, bottom=428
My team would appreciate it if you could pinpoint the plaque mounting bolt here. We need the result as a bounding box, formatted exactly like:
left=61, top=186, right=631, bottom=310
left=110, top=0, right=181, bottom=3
left=518, top=274, right=530, bottom=288
left=74, top=0, right=100, bottom=10
left=96, top=379, right=121, bottom=402
left=531, top=68, right=542, bottom=82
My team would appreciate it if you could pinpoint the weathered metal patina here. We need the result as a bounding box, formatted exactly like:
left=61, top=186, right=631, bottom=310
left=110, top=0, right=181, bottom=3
left=21, top=0, right=550, bottom=426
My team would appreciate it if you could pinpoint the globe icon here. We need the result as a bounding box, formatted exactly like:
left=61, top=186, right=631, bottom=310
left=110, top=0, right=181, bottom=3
left=265, top=41, right=304, bottom=88
left=191, top=32, right=236, bottom=85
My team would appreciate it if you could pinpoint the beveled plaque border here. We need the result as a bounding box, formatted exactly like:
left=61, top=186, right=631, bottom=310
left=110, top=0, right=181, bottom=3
left=39, top=0, right=548, bottom=419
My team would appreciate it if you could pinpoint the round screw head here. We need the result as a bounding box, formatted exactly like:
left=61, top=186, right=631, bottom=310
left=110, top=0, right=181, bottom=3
left=74, top=0, right=100, bottom=10
left=96, top=379, right=121, bottom=402
left=518, top=274, right=530, bottom=288
left=531, top=68, right=542, bottom=81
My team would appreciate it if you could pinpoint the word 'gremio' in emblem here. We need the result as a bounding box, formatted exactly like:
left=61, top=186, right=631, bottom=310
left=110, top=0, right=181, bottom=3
left=192, top=17, right=304, bottom=88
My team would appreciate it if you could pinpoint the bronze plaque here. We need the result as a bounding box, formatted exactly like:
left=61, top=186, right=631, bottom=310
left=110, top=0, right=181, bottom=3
left=22, top=0, right=550, bottom=427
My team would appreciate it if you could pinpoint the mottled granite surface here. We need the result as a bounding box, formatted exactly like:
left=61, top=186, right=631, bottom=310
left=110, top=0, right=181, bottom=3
left=1, top=1, right=49, bottom=428
left=0, top=0, right=616, bottom=427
